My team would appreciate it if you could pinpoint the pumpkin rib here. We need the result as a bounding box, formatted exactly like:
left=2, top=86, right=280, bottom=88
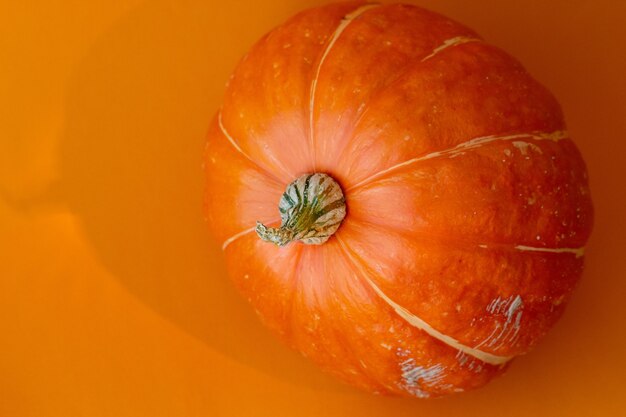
left=282, top=243, right=305, bottom=343
left=419, top=36, right=482, bottom=63
left=290, top=243, right=392, bottom=393
left=506, top=244, right=585, bottom=258
left=336, top=236, right=512, bottom=366
left=311, top=7, right=482, bottom=171
left=346, top=130, right=568, bottom=192
left=332, top=38, right=566, bottom=189
left=205, top=116, right=286, bottom=243
left=337, top=219, right=583, bottom=357
left=308, top=2, right=381, bottom=170
left=217, top=111, right=290, bottom=183
left=343, top=217, right=586, bottom=258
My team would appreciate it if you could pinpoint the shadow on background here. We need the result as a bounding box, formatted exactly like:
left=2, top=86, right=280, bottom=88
left=48, top=0, right=346, bottom=392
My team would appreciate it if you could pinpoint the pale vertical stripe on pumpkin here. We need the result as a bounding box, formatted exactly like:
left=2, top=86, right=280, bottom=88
left=420, top=36, right=482, bottom=62
left=217, top=111, right=289, bottom=182
left=347, top=130, right=569, bottom=192
left=308, top=3, right=381, bottom=169
left=477, top=244, right=585, bottom=258
left=514, top=245, right=585, bottom=258
left=218, top=110, right=247, bottom=157
left=337, top=237, right=513, bottom=366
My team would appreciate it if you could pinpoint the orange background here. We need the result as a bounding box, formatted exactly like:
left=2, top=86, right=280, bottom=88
left=1, top=1, right=625, bottom=415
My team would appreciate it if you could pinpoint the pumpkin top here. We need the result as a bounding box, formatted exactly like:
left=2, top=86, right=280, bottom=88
left=256, top=173, right=346, bottom=246
left=204, top=1, right=593, bottom=398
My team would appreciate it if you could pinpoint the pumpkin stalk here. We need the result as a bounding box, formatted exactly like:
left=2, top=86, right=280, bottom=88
left=256, top=173, right=346, bottom=246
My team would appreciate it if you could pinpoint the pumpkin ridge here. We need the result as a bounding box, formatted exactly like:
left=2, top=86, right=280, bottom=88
left=343, top=218, right=586, bottom=258
left=327, top=22, right=483, bottom=168
left=308, top=3, right=381, bottom=170
left=283, top=244, right=305, bottom=343
left=292, top=243, right=390, bottom=392
left=420, top=36, right=482, bottom=62
left=346, top=130, right=568, bottom=192
left=217, top=111, right=288, bottom=183
left=342, top=35, right=484, bottom=136
left=480, top=243, right=585, bottom=258
left=335, top=236, right=512, bottom=365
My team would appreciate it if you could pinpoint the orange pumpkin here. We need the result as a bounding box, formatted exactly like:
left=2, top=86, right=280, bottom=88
left=204, top=2, right=593, bottom=397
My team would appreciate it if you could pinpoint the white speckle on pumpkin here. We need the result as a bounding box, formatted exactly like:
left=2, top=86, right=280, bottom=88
left=243, top=274, right=249, bottom=280
left=504, top=149, right=512, bottom=157
left=381, top=343, right=392, bottom=350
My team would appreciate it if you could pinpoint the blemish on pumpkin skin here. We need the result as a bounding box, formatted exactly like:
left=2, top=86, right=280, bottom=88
left=513, top=141, right=543, bottom=156
left=483, top=295, right=524, bottom=348
left=398, top=359, right=446, bottom=398
left=394, top=348, right=449, bottom=397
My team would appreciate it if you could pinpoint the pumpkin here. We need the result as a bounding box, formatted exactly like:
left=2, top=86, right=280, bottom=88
left=204, top=1, right=593, bottom=397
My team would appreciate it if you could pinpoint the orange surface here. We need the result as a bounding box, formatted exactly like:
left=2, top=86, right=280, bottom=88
left=0, top=0, right=624, bottom=415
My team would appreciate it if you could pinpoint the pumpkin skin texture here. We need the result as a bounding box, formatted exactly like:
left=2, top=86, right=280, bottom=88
left=204, top=2, right=593, bottom=398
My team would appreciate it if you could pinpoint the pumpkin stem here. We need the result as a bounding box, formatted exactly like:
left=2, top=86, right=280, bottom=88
left=256, top=173, right=346, bottom=246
